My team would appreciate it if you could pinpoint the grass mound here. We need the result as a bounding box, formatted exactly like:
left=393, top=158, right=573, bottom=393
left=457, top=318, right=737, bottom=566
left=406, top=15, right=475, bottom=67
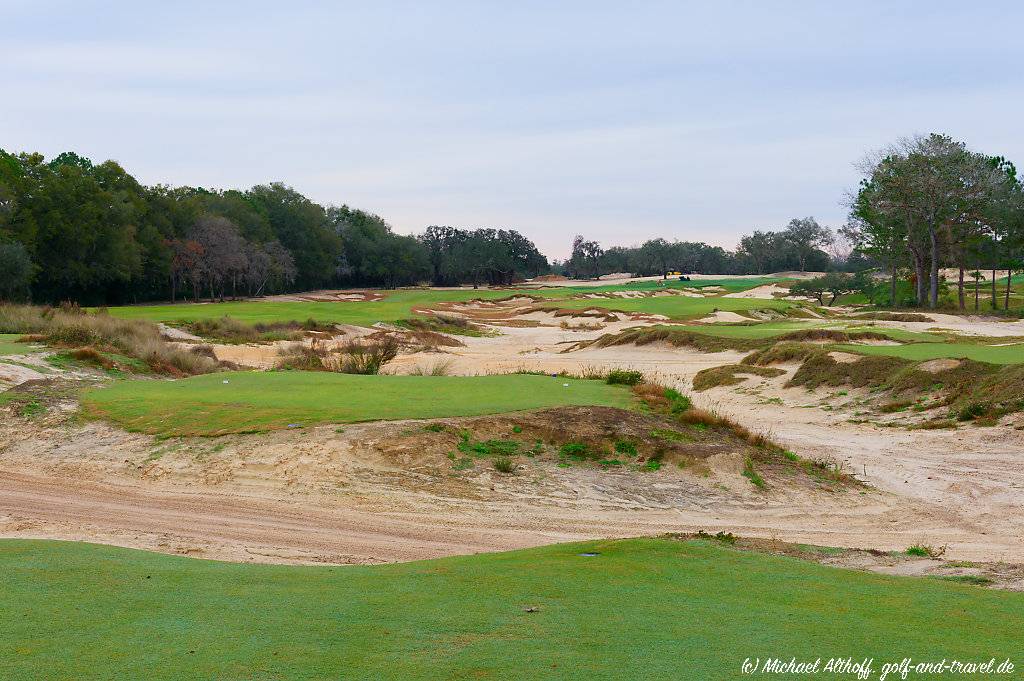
left=182, top=316, right=333, bottom=343
left=2, top=538, right=1021, bottom=679
left=81, top=373, right=634, bottom=436
left=851, top=311, right=935, bottom=322
left=781, top=350, right=1024, bottom=423
left=395, top=314, right=491, bottom=337
left=588, top=327, right=765, bottom=353
left=741, top=341, right=822, bottom=366
left=692, top=365, right=786, bottom=391
left=774, top=329, right=891, bottom=343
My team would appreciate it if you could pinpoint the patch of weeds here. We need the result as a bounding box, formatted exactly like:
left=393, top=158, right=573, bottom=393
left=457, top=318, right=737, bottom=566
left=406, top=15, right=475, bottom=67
left=559, top=442, right=596, bottom=461
left=933, top=575, right=993, bottom=586
left=649, top=428, right=692, bottom=442
left=695, top=530, right=737, bottom=545
left=493, top=456, right=518, bottom=474
left=527, top=440, right=544, bottom=457
left=663, top=387, right=692, bottom=414
left=782, top=450, right=799, bottom=462
left=512, top=425, right=522, bottom=434
left=905, top=544, right=946, bottom=558
left=879, top=399, right=914, bottom=414
left=957, top=402, right=988, bottom=422
left=599, top=459, right=624, bottom=467
left=640, top=457, right=662, bottom=472
left=613, top=440, right=638, bottom=456
left=742, top=456, right=766, bottom=489
left=946, top=560, right=979, bottom=568
left=796, top=544, right=844, bottom=556
left=606, top=369, right=644, bottom=386
left=423, top=422, right=446, bottom=432
left=447, top=452, right=474, bottom=471
left=20, top=400, right=45, bottom=417
left=457, top=431, right=520, bottom=457
left=334, top=426, right=346, bottom=433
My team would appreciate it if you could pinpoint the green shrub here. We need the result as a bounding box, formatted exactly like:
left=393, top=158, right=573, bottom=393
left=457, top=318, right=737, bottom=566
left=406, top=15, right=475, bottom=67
left=957, top=402, right=988, bottom=422
left=614, top=440, right=638, bottom=456
left=742, top=457, right=766, bottom=488
left=606, top=370, right=644, bottom=386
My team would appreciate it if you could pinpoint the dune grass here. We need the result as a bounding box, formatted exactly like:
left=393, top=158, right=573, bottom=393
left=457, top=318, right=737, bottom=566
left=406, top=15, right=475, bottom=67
left=82, top=372, right=634, bottom=436
left=835, top=341, right=1024, bottom=365
left=1, top=537, right=1021, bottom=680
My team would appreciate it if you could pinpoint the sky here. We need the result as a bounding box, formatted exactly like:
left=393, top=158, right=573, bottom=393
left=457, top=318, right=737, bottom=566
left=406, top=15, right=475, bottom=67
left=3, top=1, right=1024, bottom=259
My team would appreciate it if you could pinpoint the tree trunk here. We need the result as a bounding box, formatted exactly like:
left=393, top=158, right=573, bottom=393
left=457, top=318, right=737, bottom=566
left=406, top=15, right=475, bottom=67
left=928, top=230, right=940, bottom=309
left=957, top=267, right=965, bottom=311
left=908, top=247, right=925, bottom=307
left=1006, top=270, right=1013, bottom=311
left=992, top=267, right=998, bottom=310
left=974, top=270, right=980, bottom=311
left=889, top=258, right=898, bottom=309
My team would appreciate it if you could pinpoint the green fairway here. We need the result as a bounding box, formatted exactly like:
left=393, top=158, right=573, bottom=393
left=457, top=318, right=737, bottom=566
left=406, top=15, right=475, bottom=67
left=0, top=333, right=37, bottom=356
left=105, top=278, right=789, bottom=328
left=836, top=341, right=1024, bottom=364
left=82, top=372, right=634, bottom=436
left=105, top=290, right=522, bottom=327
left=1, top=538, right=1021, bottom=680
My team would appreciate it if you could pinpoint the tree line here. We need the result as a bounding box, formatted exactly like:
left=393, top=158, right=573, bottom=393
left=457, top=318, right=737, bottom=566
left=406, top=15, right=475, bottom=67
left=4, top=134, right=1019, bottom=309
left=0, top=149, right=551, bottom=304
left=556, top=217, right=854, bottom=280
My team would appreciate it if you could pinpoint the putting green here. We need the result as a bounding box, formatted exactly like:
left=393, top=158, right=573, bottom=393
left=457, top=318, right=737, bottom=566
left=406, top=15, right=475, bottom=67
left=82, top=372, right=635, bottom=436
left=1, top=538, right=1020, bottom=679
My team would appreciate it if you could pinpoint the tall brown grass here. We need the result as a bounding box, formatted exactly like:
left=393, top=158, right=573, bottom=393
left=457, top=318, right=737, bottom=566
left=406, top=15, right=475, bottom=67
left=275, top=337, right=400, bottom=375
left=0, top=304, right=218, bottom=375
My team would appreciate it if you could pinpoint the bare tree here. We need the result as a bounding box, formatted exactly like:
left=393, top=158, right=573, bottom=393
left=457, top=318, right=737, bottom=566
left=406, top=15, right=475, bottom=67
left=191, top=215, right=248, bottom=301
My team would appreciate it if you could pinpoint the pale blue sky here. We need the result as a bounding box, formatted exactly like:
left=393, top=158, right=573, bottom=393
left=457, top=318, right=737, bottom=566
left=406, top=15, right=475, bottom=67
left=3, top=1, right=1023, bottom=258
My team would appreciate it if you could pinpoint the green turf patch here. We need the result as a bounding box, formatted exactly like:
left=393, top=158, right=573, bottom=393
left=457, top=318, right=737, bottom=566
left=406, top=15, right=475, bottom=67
left=82, top=372, right=634, bottom=436
left=0, top=538, right=1021, bottom=679
left=0, top=333, right=38, bottom=356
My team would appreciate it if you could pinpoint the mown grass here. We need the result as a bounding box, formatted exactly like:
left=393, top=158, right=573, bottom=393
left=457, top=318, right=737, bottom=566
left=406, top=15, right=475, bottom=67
left=1, top=538, right=1021, bottom=680
left=834, top=342, right=1024, bottom=365
left=0, top=333, right=38, bottom=356
left=81, top=373, right=634, bottom=436
left=106, top=291, right=517, bottom=328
